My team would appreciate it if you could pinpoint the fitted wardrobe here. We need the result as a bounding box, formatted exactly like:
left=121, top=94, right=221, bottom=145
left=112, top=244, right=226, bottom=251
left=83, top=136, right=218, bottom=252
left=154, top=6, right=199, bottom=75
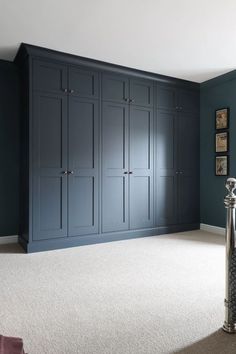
left=15, top=43, right=199, bottom=253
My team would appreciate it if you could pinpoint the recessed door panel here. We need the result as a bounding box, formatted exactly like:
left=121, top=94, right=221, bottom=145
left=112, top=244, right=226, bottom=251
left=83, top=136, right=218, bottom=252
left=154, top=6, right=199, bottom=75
left=33, top=60, right=67, bottom=94
left=129, top=106, right=154, bottom=229
left=178, top=89, right=199, bottom=113
left=157, top=111, right=176, bottom=170
left=103, top=176, right=128, bottom=232
left=130, top=79, right=153, bottom=107
left=69, top=98, right=96, bottom=169
left=69, top=176, right=95, bottom=232
left=33, top=93, right=68, bottom=240
left=39, top=177, right=64, bottom=231
left=130, top=176, right=153, bottom=229
left=178, top=113, right=199, bottom=172
left=157, top=175, right=177, bottom=226
left=102, top=102, right=129, bottom=232
left=102, top=103, right=128, bottom=169
left=68, top=97, right=99, bottom=236
left=68, top=67, right=99, bottom=98
left=178, top=174, right=199, bottom=224
left=156, top=85, right=177, bottom=110
left=177, top=112, right=199, bottom=224
left=130, top=107, right=153, bottom=169
left=156, top=109, right=178, bottom=226
left=39, top=95, right=64, bottom=168
left=102, top=74, right=129, bottom=103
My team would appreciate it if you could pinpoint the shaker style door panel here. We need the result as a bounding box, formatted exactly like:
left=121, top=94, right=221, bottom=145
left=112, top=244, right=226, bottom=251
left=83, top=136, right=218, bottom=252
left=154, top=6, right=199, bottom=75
left=35, top=176, right=67, bottom=236
left=102, top=176, right=128, bottom=233
left=129, top=107, right=153, bottom=171
left=102, top=102, right=129, bottom=232
left=130, top=176, right=153, bottom=229
left=156, top=110, right=178, bottom=226
left=129, top=106, right=154, bottom=229
left=156, top=85, right=177, bottom=111
left=69, top=176, right=97, bottom=235
left=157, top=111, right=176, bottom=170
left=33, top=60, right=67, bottom=94
left=68, top=67, right=99, bottom=98
left=178, top=113, right=199, bottom=173
left=178, top=89, right=199, bottom=113
left=129, top=79, right=154, bottom=107
left=32, top=93, right=68, bottom=240
left=178, top=174, right=199, bottom=224
left=157, top=175, right=177, bottom=226
left=102, top=74, right=129, bottom=103
left=68, top=97, right=99, bottom=236
left=177, top=112, right=199, bottom=224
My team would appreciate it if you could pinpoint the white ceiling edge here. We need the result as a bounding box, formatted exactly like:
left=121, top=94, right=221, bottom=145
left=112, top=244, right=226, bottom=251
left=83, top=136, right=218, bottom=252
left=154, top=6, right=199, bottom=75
left=0, top=0, right=236, bottom=83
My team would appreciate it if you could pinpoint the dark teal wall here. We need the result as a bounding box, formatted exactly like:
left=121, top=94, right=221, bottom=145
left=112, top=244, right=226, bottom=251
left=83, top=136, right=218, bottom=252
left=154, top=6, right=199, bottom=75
left=0, top=60, right=19, bottom=236
left=200, top=71, right=236, bottom=227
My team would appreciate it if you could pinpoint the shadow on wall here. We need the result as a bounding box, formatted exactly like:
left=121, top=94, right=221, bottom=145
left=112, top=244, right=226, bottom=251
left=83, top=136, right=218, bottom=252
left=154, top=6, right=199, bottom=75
left=0, top=60, right=19, bottom=236
left=174, top=329, right=236, bottom=354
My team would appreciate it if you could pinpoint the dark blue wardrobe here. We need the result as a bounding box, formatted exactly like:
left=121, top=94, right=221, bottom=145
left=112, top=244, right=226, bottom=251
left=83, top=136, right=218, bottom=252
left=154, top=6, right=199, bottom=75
left=15, top=43, right=199, bottom=252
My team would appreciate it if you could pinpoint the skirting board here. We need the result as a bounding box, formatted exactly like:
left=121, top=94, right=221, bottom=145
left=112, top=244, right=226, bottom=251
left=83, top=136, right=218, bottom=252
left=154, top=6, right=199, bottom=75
left=0, top=226, right=224, bottom=246
left=0, top=225, right=224, bottom=247
left=200, top=223, right=225, bottom=236
left=0, top=235, right=18, bottom=245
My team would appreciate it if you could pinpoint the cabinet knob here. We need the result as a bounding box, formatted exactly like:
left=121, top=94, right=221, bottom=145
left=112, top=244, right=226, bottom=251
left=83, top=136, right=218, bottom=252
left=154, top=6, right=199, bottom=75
left=62, top=171, right=68, bottom=175
left=129, top=171, right=133, bottom=174
left=176, top=171, right=179, bottom=174
left=124, top=98, right=129, bottom=102
left=124, top=171, right=128, bottom=174
left=68, top=170, right=74, bottom=175
left=129, top=99, right=135, bottom=103
left=179, top=171, right=183, bottom=174
left=63, top=88, right=68, bottom=93
left=69, top=89, right=74, bottom=94
left=176, top=106, right=179, bottom=110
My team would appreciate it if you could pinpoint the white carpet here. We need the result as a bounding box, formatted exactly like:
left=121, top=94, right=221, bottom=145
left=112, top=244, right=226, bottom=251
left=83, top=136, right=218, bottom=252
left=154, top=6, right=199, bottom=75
left=0, top=230, right=236, bottom=354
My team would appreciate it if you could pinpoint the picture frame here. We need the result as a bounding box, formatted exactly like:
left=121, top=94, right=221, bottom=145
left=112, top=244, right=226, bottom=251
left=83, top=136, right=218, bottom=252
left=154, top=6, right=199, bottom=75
left=215, top=108, right=229, bottom=130
left=215, top=131, right=228, bottom=153
left=215, top=155, right=228, bottom=176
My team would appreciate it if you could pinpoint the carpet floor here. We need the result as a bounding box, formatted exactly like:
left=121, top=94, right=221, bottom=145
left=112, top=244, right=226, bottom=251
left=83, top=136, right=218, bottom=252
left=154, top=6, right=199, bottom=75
left=0, top=230, right=236, bottom=354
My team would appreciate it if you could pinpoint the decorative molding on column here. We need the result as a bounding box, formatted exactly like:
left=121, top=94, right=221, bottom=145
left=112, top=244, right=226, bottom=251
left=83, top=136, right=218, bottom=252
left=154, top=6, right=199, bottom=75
left=223, top=177, right=236, bottom=333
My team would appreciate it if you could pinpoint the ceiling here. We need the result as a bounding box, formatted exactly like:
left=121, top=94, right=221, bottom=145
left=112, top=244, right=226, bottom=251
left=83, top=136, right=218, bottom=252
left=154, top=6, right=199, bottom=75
left=0, top=0, right=236, bottom=83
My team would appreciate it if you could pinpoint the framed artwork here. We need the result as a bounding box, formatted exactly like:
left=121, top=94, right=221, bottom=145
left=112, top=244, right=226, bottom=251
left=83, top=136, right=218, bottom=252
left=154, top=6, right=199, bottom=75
left=215, top=132, right=228, bottom=153
left=215, top=156, right=228, bottom=176
left=215, top=108, right=229, bottom=130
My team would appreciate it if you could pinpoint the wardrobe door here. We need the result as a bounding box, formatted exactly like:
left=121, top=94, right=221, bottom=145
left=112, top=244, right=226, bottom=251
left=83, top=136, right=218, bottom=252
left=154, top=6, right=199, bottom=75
left=32, top=92, right=68, bottom=240
left=156, top=85, right=177, bottom=111
left=177, top=112, right=199, bottom=224
left=129, top=79, right=153, bottom=107
left=156, top=110, right=178, bottom=226
left=33, top=60, right=67, bottom=94
left=68, top=66, right=99, bottom=98
left=68, top=97, right=99, bottom=236
left=102, top=102, right=129, bottom=232
left=178, top=173, right=199, bottom=224
left=102, top=73, right=129, bottom=103
left=178, top=89, right=199, bottom=113
left=129, top=106, right=154, bottom=229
